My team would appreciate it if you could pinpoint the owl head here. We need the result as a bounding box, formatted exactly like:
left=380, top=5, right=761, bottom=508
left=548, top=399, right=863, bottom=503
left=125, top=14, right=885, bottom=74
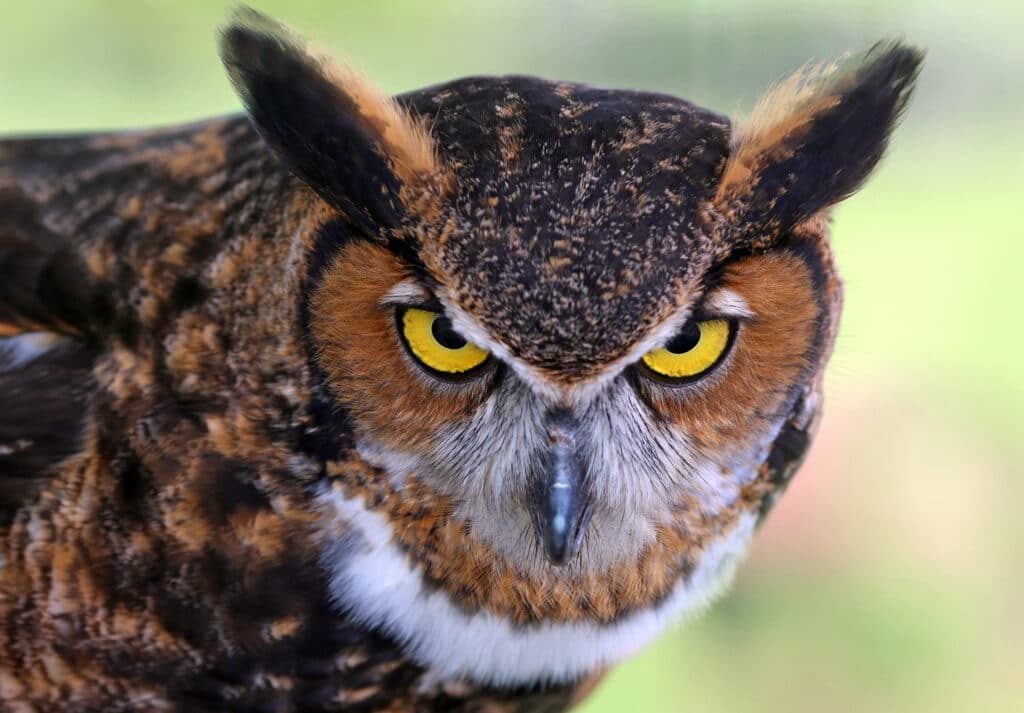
left=220, top=10, right=921, bottom=685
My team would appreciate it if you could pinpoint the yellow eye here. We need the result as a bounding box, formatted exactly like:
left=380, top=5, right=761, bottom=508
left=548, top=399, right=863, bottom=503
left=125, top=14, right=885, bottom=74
left=400, top=308, right=490, bottom=375
left=641, top=319, right=733, bottom=380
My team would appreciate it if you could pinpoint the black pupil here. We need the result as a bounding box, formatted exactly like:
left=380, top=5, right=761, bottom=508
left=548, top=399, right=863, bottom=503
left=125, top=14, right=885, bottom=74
left=431, top=316, right=467, bottom=350
left=664, top=322, right=702, bottom=354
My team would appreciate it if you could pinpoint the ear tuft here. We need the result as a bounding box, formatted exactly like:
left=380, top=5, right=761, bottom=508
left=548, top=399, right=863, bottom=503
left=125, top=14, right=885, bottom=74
left=714, top=40, right=924, bottom=236
left=219, top=6, right=443, bottom=229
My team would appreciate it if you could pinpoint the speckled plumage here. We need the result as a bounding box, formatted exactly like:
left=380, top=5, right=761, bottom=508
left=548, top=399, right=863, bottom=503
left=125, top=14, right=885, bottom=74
left=406, top=77, right=731, bottom=377
left=0, top=8, right=922, bottom=712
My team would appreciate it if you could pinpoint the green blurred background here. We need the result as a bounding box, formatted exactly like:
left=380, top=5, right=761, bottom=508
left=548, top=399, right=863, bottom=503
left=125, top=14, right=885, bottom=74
left=2, top=1, right=1020, bottom=711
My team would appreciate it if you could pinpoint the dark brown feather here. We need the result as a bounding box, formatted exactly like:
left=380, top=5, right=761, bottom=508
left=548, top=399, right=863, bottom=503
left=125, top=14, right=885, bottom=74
left=0, top=174, right=97, bottom=337
left=0, top=337, right=95, bottom=525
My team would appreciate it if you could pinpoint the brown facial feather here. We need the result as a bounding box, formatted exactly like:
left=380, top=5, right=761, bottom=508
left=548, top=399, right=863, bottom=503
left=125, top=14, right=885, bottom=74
left=642, top=250, right=823, bottom=455
left=311, top=241, right=489, bottom=453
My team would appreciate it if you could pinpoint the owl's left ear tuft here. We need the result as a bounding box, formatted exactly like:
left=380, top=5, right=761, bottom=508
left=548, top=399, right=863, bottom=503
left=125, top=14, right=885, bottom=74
left=219, top=7, right=444, bottom=231
left=713, top=40, right=924, bottom=236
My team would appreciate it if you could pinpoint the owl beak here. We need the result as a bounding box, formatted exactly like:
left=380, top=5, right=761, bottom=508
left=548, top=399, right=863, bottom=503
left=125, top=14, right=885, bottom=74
left=530, top=409, right=592, bottom=566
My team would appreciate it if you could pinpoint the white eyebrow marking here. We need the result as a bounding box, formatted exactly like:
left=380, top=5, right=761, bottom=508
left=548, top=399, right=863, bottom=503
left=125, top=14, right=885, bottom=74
left=704, top=288, right=753, bottom=319
left=379, top=279, right=433, bottom=307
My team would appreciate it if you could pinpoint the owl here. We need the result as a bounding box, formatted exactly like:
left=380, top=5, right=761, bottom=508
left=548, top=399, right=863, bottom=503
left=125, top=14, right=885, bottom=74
left=0, top=7, right=922, bottom=713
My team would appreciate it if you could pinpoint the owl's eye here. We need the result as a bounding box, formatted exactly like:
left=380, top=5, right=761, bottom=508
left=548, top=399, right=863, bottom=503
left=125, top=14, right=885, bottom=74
left=641, top=319, right=733, bottom=381
left=399, top=308, right=490, bottom=376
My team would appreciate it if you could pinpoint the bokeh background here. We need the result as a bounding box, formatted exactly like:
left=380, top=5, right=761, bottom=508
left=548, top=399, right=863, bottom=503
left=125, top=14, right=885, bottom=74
left=2, top=1, right=1020, bottom=711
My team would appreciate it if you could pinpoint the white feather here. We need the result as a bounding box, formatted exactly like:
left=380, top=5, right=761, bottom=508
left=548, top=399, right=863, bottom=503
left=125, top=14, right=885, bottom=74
left=319, top=485, right=755, bottom=687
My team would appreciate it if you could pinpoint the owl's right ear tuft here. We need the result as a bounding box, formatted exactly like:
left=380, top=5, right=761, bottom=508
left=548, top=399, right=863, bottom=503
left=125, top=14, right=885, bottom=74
left=219, top=7, right=443, bottom=231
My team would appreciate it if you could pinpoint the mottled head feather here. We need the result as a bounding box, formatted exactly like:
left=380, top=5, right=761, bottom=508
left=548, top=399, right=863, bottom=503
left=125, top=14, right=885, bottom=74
left=397, top=78, right=732, bottom=380
left=713, top=40, right=924, bottom=237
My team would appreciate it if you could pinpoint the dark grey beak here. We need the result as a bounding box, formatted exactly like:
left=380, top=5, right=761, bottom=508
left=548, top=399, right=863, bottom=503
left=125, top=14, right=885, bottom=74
left=529, top=409, right=592, bottom=566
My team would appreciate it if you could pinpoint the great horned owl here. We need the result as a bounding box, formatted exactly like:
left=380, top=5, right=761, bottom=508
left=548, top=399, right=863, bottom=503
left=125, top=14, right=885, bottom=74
left=0, top=8, right=922, bottom=712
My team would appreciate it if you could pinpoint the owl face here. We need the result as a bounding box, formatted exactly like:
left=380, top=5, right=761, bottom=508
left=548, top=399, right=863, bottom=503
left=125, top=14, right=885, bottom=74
left=221, top=10, right=920, bottom=684
left=310, top=217, right=831, bottom=576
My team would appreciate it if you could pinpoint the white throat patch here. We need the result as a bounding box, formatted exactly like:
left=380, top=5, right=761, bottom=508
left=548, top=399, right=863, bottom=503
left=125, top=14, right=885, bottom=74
left=318, top=485, right=756, bottom=687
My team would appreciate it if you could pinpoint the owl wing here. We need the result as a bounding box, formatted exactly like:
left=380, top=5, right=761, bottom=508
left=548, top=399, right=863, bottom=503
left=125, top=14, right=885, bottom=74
left=1, top=122, right=247, bottom=339
left=0, top=134, right=121, bottom=339
left=0, top=338, right=94, bottom=525
left=0, top=131, right=189, bottom=521
left=0, top=136, right=110, bottom=518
